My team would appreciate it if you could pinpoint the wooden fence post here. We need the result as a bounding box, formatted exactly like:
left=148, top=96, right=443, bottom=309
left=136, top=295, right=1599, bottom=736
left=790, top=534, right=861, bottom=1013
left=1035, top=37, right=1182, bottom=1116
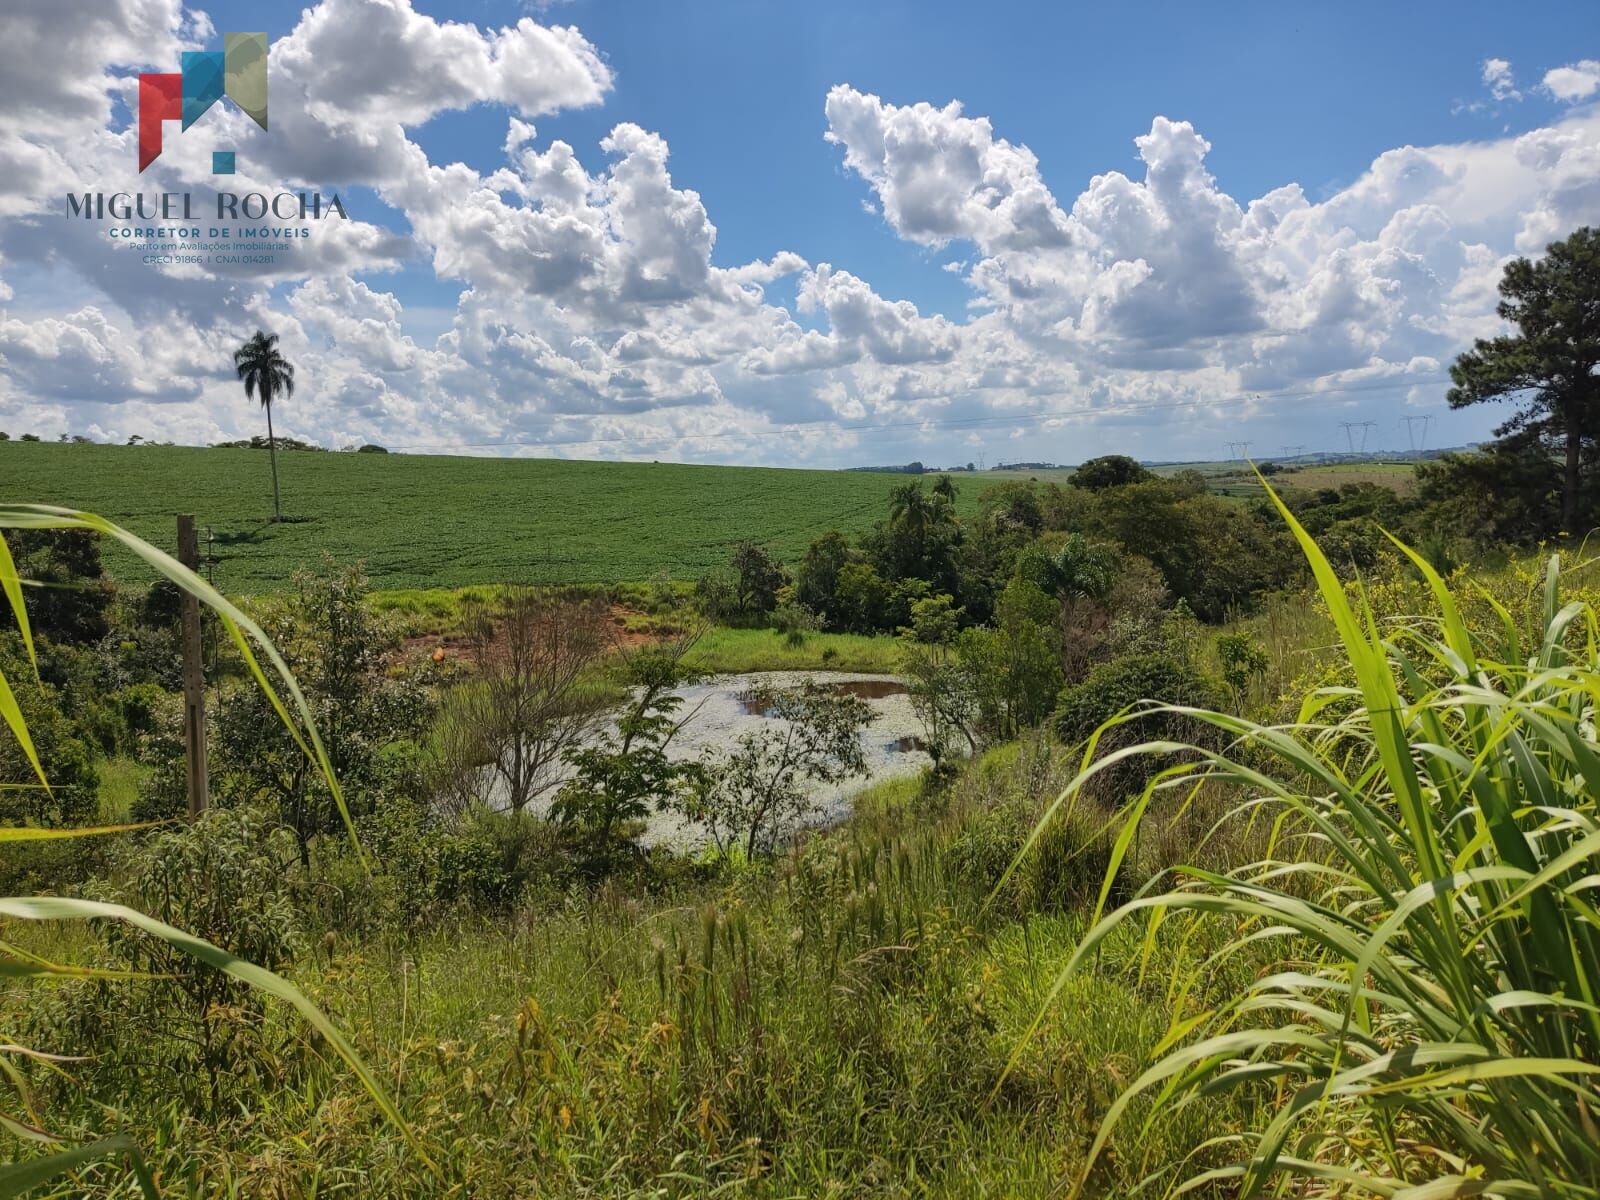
left=177, top=514, right=209, bottom=819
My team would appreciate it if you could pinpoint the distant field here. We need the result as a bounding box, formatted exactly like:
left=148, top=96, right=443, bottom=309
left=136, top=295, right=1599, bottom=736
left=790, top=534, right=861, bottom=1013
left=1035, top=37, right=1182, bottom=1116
left=1272, top=462, right=1420, bottom=493
left=0, top=442, right=987, bottom=592
left=1179, top=461, right=1421, bottom=499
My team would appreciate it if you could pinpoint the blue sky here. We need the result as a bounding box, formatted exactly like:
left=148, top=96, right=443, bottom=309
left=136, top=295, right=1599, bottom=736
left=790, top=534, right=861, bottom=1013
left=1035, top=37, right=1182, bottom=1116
left=196, top=0, right=1591, bottom=318
left=2, top=0, right=1598, bottom=464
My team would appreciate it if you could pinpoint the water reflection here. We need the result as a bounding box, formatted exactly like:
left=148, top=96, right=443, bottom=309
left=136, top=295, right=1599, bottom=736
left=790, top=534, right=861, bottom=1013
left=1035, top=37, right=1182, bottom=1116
left=737, top=676, right=908, bottom=716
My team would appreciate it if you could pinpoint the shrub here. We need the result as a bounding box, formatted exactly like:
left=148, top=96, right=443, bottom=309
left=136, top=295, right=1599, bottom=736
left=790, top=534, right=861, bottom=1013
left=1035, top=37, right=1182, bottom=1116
left=0, top=637, right=98, bottom=828
left=943, top=796, right=1121, bottom=918
left=432, top=810, right=521, bottom=911
left=89, top=808, right=302, bottom=1114
left=1213, top=630, right=1269, bottom=707
left=682, top=681, right=874, bottom=857
left=770, top=600, right=821, bottom=647
left=212, top=558, right=431, bottom=864
left=1054, top=652, right=1222, bottom=746
left=131, top=691, right=188, bottom=823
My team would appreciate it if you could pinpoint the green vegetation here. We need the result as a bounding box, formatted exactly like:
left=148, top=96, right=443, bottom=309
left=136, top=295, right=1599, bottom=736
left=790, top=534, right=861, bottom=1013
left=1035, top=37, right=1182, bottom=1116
left=684, top=625, right=903, bottom=673
left=1446, top=225, right=1600, bottom=535
left=3, top=232, right=1599, bottom=1198
left=1421, top=225, right=1600, bottom=544
left=1203, top=460, right=1421, bottom=499
left=0, top=443, right=988, bottom=592
left=95, top=756, right=147, bottom=823
left=7, top=490, right=1600, bottom=1195
left=1053, top=489, right=1600, bottom=1197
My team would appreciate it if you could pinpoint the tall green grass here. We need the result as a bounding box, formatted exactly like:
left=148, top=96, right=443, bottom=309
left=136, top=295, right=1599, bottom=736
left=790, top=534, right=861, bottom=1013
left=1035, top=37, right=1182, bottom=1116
left=1037, top=481, right=1600, bottom=1197
left=0, top=504, right=426, bottom=1193
left=684, top=625, right=904, bottom=674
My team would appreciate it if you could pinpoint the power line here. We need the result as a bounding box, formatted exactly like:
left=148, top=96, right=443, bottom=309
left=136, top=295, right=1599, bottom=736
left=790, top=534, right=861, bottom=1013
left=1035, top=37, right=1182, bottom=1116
left=381, top=372, right=1451, bottom=454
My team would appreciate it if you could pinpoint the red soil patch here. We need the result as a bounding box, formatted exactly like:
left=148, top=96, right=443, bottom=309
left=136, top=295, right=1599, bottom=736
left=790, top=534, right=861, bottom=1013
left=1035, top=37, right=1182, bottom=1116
left=400, top=604, right=663, bottom=667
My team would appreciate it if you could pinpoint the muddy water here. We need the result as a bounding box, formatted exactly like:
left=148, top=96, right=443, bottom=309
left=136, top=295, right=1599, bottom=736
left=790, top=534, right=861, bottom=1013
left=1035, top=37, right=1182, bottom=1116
left=736, top=676, right=907, bottom=716
left=485, top=671, right=931, bottom=848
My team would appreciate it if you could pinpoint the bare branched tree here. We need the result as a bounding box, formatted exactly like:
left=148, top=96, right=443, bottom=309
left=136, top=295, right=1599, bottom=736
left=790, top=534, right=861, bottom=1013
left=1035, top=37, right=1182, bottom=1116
left=433, top=586, right=612, bottom=816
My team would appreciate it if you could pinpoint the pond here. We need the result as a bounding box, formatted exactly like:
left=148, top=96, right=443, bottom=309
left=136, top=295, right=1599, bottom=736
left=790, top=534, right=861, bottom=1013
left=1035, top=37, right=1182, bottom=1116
left=482, top=671, right=932, bottom=847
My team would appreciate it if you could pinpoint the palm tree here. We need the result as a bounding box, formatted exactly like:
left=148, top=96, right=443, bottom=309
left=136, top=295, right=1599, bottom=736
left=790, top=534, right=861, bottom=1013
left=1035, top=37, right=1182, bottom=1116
left=888, top=480, right=933, bottom=540
left=234, top=331, right=295, bottom=521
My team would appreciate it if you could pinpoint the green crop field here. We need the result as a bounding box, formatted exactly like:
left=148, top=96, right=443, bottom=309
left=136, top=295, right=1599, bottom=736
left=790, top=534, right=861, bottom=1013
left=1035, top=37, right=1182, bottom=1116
left=0, top=441, right=986, bottom=592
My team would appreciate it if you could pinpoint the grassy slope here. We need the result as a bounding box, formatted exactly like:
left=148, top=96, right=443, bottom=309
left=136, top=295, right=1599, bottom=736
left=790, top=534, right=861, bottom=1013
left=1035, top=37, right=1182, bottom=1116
left=8, top=750, right=1243, bottom=1196
left=0, top=442, right=983, bottom=592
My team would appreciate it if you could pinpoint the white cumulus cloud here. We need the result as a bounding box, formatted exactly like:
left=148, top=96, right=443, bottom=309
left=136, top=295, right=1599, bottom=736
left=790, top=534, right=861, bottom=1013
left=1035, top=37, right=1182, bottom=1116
left=2, top=14, right=1600, bottom=468
left=1482, top=57, right=1521, bottom=102
left=1544, top=60, right=1600, bottom=102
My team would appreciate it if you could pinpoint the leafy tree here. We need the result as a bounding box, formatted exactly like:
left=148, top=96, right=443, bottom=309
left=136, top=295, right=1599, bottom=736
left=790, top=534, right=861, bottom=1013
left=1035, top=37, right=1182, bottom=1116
left=1039, top=481, right=1095, bottom=530
left=693, top=564, right=740, bottom=620
left=728, top=541, right=788, bottom=616
left=213, top=559, right=429, bottom=864
left=697, top=542, right=788, bottom=621
left=552, top=642, right=704, bottom=870
left=2, top=528, right=115, bottom=645
left=0, top=635, right=97, bottom=829
left=1447, top=226, right=1600, bottom=535
left=958, top=577, right=1062, bottom=742
left=899, top=594, right=977, bottom=765
left=1415, top=433, right=1564, bottom=546
left=1087, top=480, right=1294, bottom=620
left=1070, top=454, right=1152, bottom=490
left=682, top=682, right=874, bottom=857
left=867, top=479, right=962, bottom=591
left=234, top=330, right=296, bottom=522
left=978, top=481, right=1044, bottom=536
left=795, top=531, right=851, bottom=625
left=1058, top=553, right=1172, bottom=686
left=834, top=560, right=890, bottom=633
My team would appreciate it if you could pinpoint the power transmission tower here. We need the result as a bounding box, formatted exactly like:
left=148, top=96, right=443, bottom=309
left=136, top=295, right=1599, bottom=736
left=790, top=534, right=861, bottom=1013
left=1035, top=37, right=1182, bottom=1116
left=1401, top=415, right=1433, bottom=454
left=1226, top=440, right=1252, bottom=461
left=1341, top=421, right=1377, bottom=455
left=1281, top=444, right=1306, bottom=461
